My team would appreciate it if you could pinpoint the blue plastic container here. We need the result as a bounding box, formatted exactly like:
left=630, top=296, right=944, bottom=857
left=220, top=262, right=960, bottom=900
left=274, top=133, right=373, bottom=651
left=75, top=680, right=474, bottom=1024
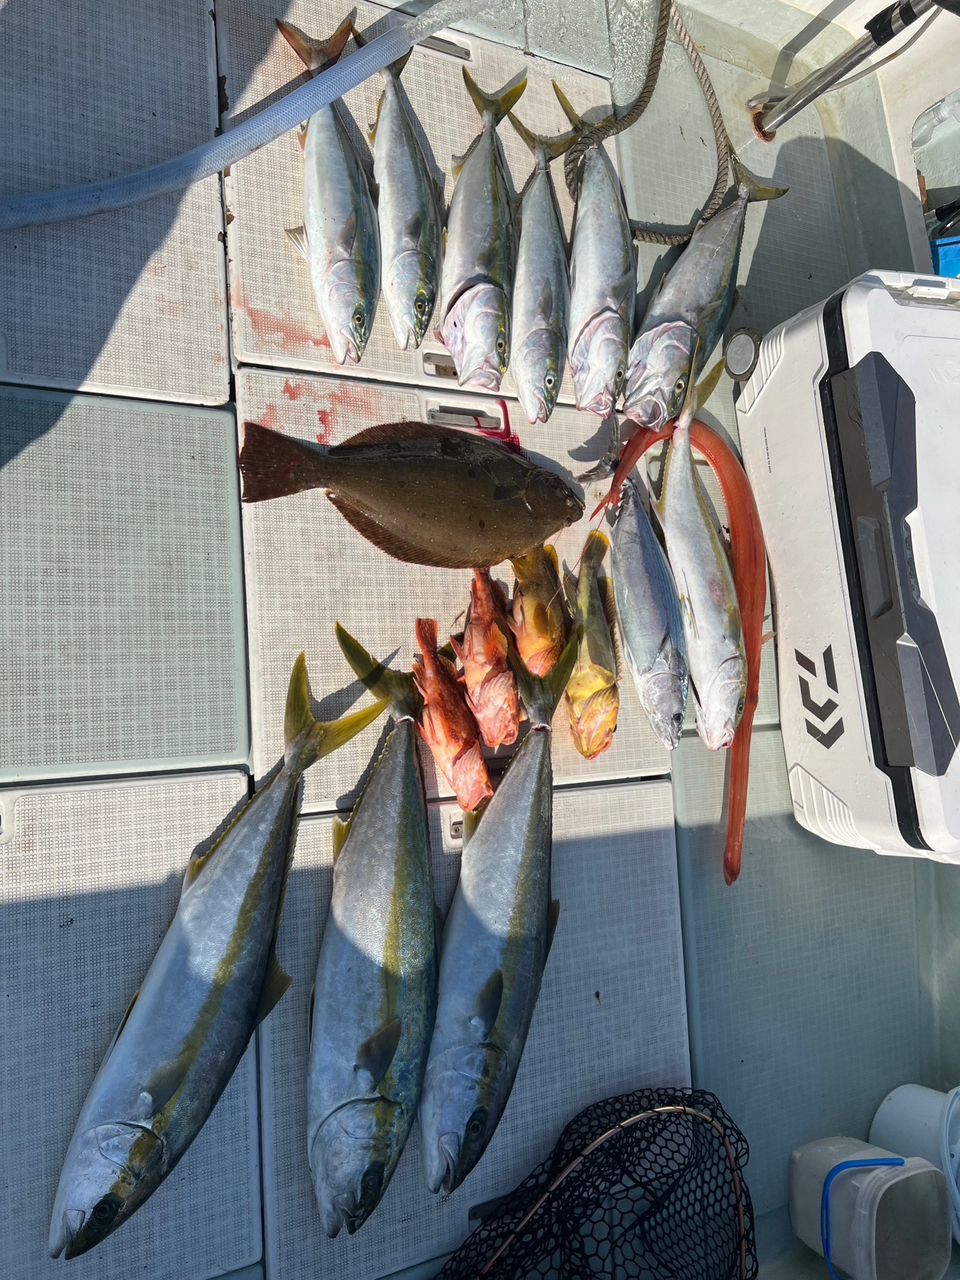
left=932, top=236, right=960, bottom=278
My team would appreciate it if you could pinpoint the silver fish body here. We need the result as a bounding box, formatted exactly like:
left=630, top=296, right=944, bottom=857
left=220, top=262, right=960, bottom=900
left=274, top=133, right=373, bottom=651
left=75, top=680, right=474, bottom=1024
left=307, top=717, right=438, bottom=1236
left=624, top=158, right=786, bottom=427
left=567, top=144, right=635, bottom=416
left=302, top=100, right=381, bottom=365
left=439, top=72, right=523, bottom=390
left=659, top=423, right=746, bottom=750
left=372, top=60, right=443, bottom=350
left=420, top=724, right=555, bottom=1194
left=48, top=658, right=383, bottom=1259
left=511, top=155, right=569, bottom=424
left=611, top=476, right=688, bottom=750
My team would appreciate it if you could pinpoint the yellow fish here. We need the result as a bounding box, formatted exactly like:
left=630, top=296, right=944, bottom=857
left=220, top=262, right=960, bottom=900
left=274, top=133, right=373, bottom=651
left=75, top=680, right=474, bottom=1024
left=509, top=544, right=569, bottom=677
left=563, top=531, right=620, bottom=759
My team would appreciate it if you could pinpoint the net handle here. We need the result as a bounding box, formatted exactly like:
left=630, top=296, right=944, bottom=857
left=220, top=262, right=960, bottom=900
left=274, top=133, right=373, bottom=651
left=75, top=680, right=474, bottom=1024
left=477, top=1104, right=751, bottom=1277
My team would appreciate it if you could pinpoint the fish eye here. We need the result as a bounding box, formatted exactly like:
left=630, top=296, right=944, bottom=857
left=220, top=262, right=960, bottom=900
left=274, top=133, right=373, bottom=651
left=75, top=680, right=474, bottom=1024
left=496, top=337, right=506, bottom=354
left=673, top=712, right=684, bottom=728
left=415, top=298, right=426, bottom=314
left=92, top=1198, right=118, bottom=1226
left=614, top=367, right=624, bottom=385
left=545, top=373, right=556, bottom=389
left=466, top=1107, right=487, bottom=1141
left=361, top=1168, right=382, bottom=1200
left=675, top=375, right=687, bottom=396
left=736, top=699, right=745, bottom=716
left=353, top=310, right=364, bottom=330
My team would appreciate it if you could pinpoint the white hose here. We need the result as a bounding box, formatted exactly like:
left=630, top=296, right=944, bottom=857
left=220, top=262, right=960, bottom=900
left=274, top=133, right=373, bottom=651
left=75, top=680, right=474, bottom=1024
left=0, top=0, right=487, bottom=232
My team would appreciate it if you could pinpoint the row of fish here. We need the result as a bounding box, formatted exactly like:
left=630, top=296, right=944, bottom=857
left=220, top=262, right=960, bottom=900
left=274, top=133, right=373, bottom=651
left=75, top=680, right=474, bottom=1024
left=49, top=621, right=578, bottom=1254
left=277, top=12, right=784, bottom=439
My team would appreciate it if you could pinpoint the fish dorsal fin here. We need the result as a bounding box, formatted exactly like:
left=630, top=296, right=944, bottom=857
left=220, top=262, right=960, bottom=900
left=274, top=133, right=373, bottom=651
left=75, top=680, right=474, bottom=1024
left=536, top=278, right=554, bottom=324
left=256, top=952, right=292, bottom=1026
left=356, top=1017, right=402, bottom=1088
left=142, top=1049, right=193, bottom=1117
left=182, top=838, right=220, bottom=890
left=544, top=544, right=560, bottom=575
left=332, top=814, right=353, bottom=862
left=547, top=899, right=560, bottom=952
left=451, top=133, right=482, bottom=179
left=368, top=91, right=384, bottom=143
left=338, top=419, right=448, bottom=450
left=562, top=567, right=578, bottom=617
left=108, top=988, right=140, bottom=1053
left=472, top=969, right=504, bottom=1038
left=402, top=211, right=423, bottom=250
left=337, top=211, right=359, bottom=256
left=285, top=225, right=310, bottom=262
left=328, top=492, right=454, bottom=567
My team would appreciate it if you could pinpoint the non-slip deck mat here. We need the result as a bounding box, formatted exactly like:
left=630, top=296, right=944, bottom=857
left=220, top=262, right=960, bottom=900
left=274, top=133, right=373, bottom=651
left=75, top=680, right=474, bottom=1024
left=259, top=780, right=688, bottom=1280
left=0, top=772, right=261, bottom=1280
left=0, top=388, right=248, bottom=783
left=219, top=0, right=617, bottom=403
left=238, top=368, right=669, bottom=813
left=0, top=1, right=228, bottom=403
left=672, top=726, right=935, bottom=1220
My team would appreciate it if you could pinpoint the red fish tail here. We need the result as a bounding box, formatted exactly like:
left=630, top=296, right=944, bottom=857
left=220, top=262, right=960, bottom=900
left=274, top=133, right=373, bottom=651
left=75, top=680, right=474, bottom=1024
left=415, top=617, right=439, bottom=656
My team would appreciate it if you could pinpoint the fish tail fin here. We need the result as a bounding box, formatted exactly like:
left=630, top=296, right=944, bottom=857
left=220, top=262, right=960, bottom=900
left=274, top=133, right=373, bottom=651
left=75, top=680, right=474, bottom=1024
left=415, top=617, right=439, bottom=656
left=510, top=627, right=582, bottom=728
left=508, top=112, right=577, bottom=161
left=462, top=67, right=527, bottom=125
left=581, top=529, right=610, bottom=574
left=551, top=81, right=583, bottom=131
left=730, top=152, right=787, bottom=203
left=283, top=653, right=386, bottom=772
left=334, top=623, right=422, bottom=719
left=239, top=422, right=330, bottom=503
left=275, top=13, right=355, bottom=72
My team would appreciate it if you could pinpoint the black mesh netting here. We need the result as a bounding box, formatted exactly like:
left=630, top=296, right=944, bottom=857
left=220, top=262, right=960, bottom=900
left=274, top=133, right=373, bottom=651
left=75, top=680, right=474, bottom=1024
left=436, top=1087, right=758, bottom=1280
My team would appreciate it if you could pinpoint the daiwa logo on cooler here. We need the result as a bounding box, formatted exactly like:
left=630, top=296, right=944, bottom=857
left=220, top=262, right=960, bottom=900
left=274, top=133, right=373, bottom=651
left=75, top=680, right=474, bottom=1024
left=795, top=646, right=845, bottom=748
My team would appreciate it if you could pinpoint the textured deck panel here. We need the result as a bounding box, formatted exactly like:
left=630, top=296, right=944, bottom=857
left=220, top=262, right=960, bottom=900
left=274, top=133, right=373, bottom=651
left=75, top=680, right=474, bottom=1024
left=259, top=780, right=688, bottom=1280
left=0, top=772, right=261, bottom=1280
left=672, top=727, right=934, bottom=1219
left=525, top=0, right=613, bottom=77
left=219, top=0, right=617, bottom=405
left=238, top=368, right=669, bottom=814
left=0, top=0, right=228, bottom=403
left=0, top=388, right=248, bottom=783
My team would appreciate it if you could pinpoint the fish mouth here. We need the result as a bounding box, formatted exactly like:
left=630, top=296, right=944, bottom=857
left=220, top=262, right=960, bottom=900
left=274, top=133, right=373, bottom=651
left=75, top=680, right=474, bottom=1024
left=623, top=393, right=666, bottom=429
left=529, top=391, right=549, bottom=423
left=50, top=1208, right=85, bottom=1259
left=458, top=361, right=502, bottom=391
left=576, top=388, right=615, bottom=417
left=334, top=330, right=362, bottom=366
left=425, top=1132, right=463, bottom=1195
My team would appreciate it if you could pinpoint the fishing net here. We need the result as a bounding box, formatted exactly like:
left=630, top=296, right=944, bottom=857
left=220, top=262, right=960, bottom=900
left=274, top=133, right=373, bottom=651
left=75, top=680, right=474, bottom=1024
left=436, top=1086, right=758, bottom=1280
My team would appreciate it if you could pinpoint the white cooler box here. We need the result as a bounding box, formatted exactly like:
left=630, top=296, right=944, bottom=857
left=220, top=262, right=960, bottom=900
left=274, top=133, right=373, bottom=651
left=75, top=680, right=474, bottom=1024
left=736, top=270, right=960, bottom=860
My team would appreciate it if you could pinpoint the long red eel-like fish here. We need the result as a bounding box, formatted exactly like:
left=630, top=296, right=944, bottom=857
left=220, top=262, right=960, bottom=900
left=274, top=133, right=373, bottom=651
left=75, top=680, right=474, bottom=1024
left=595, top=420, right=767, bottom=885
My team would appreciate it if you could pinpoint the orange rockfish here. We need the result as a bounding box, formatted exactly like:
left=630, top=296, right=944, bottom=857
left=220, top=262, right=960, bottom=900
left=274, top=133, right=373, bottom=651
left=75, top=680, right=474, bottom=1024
left=563, top=531, right=619, bottom=758
left=509, top=544, right=569, bottom=678
left=414, top=618, right=493, bottom=812
left=452, top=570, right=523, bottom=751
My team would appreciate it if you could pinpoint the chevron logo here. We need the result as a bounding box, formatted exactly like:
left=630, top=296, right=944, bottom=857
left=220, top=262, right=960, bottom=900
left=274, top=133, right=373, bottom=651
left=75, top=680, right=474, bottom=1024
left=795, top=646, right=845, bottom=748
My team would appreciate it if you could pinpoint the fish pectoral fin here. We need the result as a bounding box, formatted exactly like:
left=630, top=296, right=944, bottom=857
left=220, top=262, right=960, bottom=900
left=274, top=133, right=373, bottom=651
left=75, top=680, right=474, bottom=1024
left=356, top=1017, right=403, bottom=1088
left=402, top=212, right=423, bottom=251
left=536, top=278, right=554, bottom=324
left=547, top=899, right=560, bottom=953
left=256, top=952, right=293, bottom=1026
left=331, top=813, right=353, bottom=862
left=473, top=969, right=504, bottom=1039
left=336, top=211, right=359, bottom=256
left=368, top=90, right=384, bottom=142
left=142, top=1049, right=193, bottom=1116
left=285, top=225, right=311, bottom=262
left=108, top=988, right=140, bottom=1052
left=326, top=491, right=453, bottom=567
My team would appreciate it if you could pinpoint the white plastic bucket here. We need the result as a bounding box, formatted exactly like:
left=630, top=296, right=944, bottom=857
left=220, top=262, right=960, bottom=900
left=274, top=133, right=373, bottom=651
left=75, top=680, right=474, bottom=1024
left=789, top=1136, right=951, bottom=1280
left=870, top=1084, right=960, bottom=1171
